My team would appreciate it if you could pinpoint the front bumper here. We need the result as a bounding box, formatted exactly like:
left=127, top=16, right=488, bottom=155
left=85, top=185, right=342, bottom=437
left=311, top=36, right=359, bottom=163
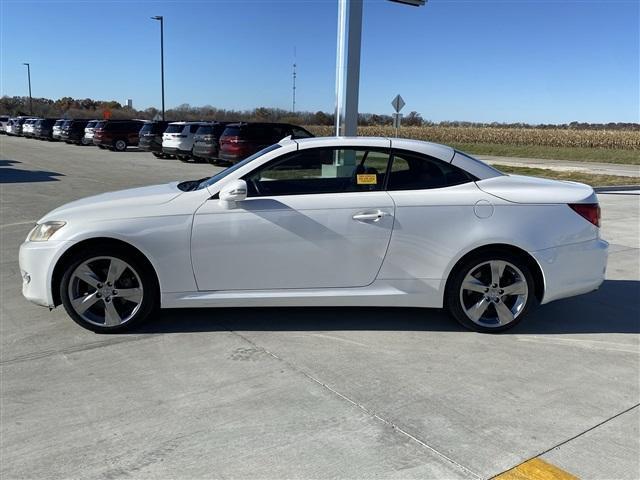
left=533, top=238, right=608, bottom=304
left=19, top=240, right=70, bottom=308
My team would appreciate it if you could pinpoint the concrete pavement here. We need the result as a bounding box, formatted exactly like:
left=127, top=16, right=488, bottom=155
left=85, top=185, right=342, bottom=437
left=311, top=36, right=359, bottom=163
left=1, top=135, right=638, bottom=479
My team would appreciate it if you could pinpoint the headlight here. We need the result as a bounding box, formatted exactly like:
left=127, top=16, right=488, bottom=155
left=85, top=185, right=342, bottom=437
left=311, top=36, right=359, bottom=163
left=28, top=221, right=66, bottom=242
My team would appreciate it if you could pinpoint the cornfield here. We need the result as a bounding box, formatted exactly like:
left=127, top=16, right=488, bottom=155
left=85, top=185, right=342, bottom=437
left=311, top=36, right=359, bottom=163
left=305, top=125, right=640, bottom=150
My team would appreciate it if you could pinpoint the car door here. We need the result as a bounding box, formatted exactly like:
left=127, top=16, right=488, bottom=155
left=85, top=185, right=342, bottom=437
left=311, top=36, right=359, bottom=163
left=378, top=148, right=481, bottom=281
left=191, top=144, right=395, bottom=291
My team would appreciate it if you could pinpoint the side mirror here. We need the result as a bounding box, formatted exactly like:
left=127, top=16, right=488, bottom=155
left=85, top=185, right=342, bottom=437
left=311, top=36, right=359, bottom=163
left=219, top=179, right=248, bottom=208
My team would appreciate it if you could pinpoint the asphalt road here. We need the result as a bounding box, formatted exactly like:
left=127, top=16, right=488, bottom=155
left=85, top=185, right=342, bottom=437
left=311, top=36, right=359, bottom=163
left=1, top=135, right=639, bottom=479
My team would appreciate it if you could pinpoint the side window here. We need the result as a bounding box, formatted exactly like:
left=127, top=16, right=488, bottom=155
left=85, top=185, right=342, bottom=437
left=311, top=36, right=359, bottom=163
left=291, top=126, right=313, bottom=139
left=391, top=156, right=409, bottom=173
left=387, top=151, right=475, bottom=191
left=244, top=148, right=390, bottom=197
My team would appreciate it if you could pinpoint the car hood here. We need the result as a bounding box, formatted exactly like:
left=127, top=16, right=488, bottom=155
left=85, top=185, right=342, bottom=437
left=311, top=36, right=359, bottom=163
left=40, top=182, right=184, bottom=223
left=476, top=174, right=597, bottom=204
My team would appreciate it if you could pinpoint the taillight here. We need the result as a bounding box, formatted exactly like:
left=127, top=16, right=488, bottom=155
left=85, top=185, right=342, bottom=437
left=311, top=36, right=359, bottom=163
left=569, top=203, right=600, bottom=227
left=222, top=135, right=244, bottom=144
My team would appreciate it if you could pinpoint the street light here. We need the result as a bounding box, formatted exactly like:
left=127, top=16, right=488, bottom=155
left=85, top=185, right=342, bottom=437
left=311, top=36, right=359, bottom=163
left=151, top=16, right=165, bottom=121
left=334, top=0, right=427, bottom=136
left=22, top=62, right=32, bottom=115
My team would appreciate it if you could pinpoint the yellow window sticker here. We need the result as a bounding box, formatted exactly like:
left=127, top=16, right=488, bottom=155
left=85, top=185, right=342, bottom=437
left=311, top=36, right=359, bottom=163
left=356, top=174, right=377, bottom=185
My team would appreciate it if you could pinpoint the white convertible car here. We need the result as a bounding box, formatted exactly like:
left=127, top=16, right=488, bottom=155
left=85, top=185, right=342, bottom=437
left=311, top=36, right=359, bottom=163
left=19, top=137, right=608, bottom=333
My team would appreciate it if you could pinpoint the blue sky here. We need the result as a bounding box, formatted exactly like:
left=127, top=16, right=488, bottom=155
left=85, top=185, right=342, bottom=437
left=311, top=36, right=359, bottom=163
left=1, top=0, right=638, bottom=123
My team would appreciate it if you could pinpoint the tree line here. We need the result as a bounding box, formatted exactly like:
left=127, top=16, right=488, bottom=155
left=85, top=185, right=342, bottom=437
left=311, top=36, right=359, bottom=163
left=1, top=95, right=637, bottom=131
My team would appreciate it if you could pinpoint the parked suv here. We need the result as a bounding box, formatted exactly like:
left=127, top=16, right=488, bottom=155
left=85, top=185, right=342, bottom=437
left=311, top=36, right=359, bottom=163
left=93, top=120, right=144, bottom=151
left=218, top=122, right=314, bottom=163
left=51, top=119, right=65, bottom=141
left=60, top=120, right=89, bottom=145
left=82, top=120, right=101, bottom=146
left=138, top=120, right=169, bottom=157
left=33, top=118, right=58, bottom=140
left=191, top=122, right=231, bottom=163
left=60, top=119, right=90, bottom=144
left=22, top=118, right=41, bottom=137
left=0, top=116, right=9, bottom=134
left=162, top=122, right=205, bottom=160
left=10, top=117, right=29, bottom=136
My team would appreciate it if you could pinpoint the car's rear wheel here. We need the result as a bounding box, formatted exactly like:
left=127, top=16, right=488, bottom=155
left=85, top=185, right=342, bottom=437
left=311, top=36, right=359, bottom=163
left=60, top=248, right=158, bottom=333
left=446, top=251, right=536, bottom=333
left=114, top=139, right=127, bottom=152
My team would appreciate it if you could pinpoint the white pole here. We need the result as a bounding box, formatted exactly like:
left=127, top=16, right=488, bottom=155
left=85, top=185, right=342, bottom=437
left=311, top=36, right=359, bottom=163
left=334, top=0, right=363, bottom=137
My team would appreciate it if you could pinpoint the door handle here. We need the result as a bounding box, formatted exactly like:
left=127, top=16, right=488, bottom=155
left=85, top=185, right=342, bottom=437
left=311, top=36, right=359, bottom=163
left=352, top=210, right=390, bottom=222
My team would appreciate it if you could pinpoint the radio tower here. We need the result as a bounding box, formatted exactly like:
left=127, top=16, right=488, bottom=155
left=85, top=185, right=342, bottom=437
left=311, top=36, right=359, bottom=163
left=292, top=47, right=297, bottom=114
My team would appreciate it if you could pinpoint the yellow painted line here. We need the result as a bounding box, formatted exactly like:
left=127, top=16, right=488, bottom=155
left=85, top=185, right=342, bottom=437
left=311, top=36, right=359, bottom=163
left=494, top=458, right=579, bottom=480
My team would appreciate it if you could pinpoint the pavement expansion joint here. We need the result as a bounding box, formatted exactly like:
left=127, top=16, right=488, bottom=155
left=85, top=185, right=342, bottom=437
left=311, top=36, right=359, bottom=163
left=223, top=325, right=482, bottom=479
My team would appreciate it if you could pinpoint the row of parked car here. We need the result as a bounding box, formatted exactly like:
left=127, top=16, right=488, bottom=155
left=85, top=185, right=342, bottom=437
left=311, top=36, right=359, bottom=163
left=0, top=115, right=314, bottom=164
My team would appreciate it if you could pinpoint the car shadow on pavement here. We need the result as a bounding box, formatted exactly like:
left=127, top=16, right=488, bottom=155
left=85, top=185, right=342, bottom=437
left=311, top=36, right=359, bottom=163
left=0, top=159, right=64, bottom=183
left=133, top=279, right=640, bottom=335
left=0, top=159, right=21, bottom=167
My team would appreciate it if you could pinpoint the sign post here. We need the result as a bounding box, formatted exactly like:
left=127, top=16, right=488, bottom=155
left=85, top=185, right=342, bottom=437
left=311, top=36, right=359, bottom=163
left=391, top=94, right=405, bottom=137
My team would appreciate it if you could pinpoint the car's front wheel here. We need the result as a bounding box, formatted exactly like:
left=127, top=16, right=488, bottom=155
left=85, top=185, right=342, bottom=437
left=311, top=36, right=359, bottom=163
left=60, top=247, right=158, bottom=333
left=446, top=251, right=536, bottom=333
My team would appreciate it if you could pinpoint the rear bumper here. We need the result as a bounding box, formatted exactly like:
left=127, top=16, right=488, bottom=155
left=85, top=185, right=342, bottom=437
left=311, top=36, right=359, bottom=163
left=162, top=147, right=190, bottom=156
left=139, top=141, right=162, bottom=153
left=218, top=151, right=246, bottom=162
left=533, top=238, right=608, bottom=304
left=193, top=146, right=218, bottom=159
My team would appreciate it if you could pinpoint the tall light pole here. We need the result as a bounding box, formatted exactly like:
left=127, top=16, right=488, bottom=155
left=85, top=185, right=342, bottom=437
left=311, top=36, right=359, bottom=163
left=22, top=63, right=32, bottom=115
left=334, top=0, right=426, bottom=136
left=151, top=16, right=165, bottom=120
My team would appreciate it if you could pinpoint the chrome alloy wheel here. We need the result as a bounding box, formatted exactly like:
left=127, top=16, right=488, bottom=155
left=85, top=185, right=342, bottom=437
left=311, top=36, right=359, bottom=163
left=459, top=260, right=528, bottom=328
left=67, top=256, right=143, bottom=327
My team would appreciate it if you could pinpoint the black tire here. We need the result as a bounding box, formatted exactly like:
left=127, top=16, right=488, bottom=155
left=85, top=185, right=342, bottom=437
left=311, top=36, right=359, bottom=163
left=152, top=152, right=164, bottom=158
left=114, top=139, right=127, bottom=152
left=59, top=245, right=159, bottom=333
left=445, top=250, right=537, bottom=333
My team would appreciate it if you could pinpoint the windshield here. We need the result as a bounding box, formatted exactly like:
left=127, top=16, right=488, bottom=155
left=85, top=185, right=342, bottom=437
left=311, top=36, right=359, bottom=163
left=197, top=144, right=282, bottom=190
